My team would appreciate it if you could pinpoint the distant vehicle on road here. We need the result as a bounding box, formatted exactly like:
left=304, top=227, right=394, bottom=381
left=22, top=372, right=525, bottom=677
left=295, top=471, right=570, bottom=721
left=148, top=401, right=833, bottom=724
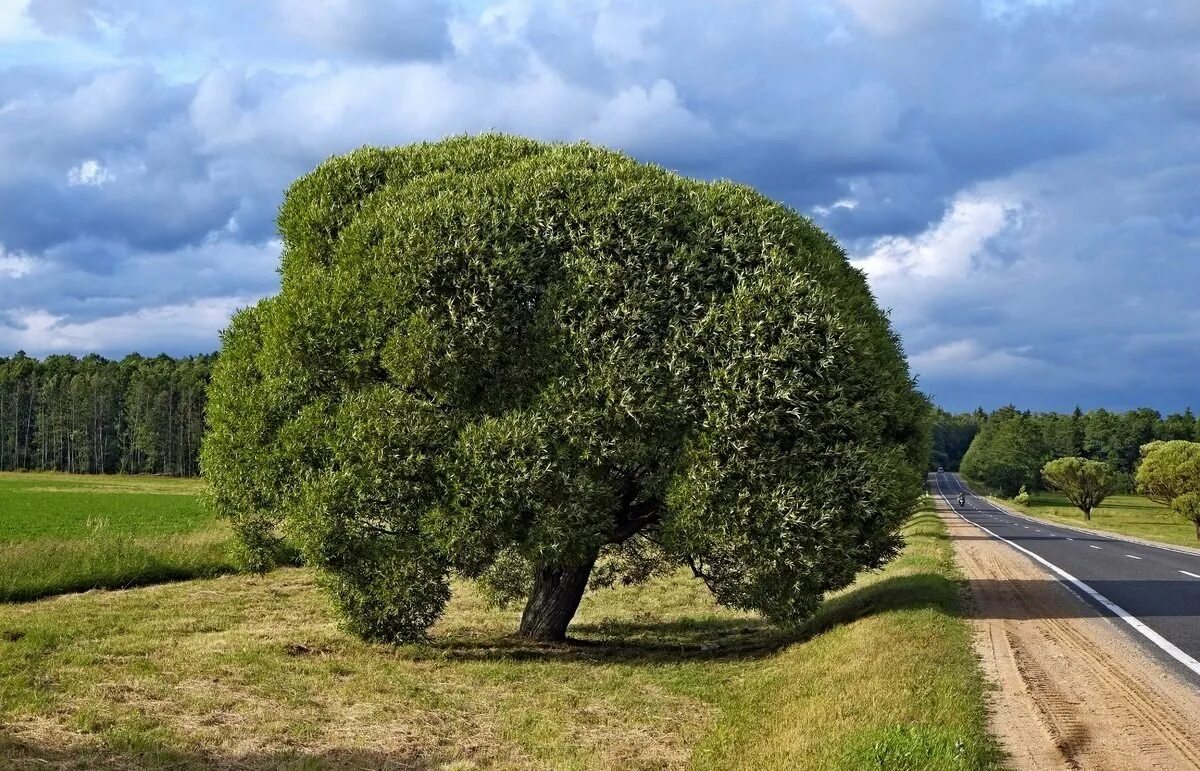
left=938, top=466, right=945, bottom=473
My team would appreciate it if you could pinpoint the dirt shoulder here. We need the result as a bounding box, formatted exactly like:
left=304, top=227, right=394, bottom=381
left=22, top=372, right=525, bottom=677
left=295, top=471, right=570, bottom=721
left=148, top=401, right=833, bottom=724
left=939, top=498, right=1200, bottom=770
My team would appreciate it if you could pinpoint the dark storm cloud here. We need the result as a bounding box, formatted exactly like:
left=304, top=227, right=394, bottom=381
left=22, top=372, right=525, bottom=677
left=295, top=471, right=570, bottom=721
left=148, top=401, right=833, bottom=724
left=0, top=0, right=1195, bottom=410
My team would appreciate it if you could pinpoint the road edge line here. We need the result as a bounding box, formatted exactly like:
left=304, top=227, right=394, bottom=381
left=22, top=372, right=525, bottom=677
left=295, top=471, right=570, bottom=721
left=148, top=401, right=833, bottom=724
left=955, top=476, right=1200, bottom=558
left=932, top=478, right=1200, bottom=679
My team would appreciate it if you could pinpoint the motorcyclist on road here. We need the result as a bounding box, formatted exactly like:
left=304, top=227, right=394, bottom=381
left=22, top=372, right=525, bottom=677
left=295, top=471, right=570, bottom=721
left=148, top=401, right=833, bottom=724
left=957, top=492, right=966, bottom=506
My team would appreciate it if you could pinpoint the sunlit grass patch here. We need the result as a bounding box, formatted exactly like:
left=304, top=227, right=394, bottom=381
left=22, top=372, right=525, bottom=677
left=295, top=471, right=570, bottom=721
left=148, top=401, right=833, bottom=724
left=0, top=472, right=234, bottom=602
left=992, top=489, right=1198, bottom=548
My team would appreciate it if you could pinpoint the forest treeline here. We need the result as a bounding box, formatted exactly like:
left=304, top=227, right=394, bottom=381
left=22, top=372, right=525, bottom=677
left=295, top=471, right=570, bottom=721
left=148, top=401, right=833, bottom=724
left=0, top=352, right=212, bottom=476
left=932, top=405, right=1199, bottom=496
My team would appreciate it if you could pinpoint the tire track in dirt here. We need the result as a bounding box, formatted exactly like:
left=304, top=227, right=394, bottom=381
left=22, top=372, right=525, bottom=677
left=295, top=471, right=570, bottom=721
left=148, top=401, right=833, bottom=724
left=939, top=498, right=1200, bottom=770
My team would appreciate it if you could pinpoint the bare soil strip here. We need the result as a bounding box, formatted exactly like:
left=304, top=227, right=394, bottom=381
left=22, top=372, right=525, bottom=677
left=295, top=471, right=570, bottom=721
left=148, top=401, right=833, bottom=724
left=939, top=498, right=1200, bottom=770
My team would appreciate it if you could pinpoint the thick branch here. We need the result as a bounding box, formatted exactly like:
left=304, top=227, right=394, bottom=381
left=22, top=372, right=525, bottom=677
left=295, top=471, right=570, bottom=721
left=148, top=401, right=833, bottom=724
left=613, top=498, right=661, bottom=543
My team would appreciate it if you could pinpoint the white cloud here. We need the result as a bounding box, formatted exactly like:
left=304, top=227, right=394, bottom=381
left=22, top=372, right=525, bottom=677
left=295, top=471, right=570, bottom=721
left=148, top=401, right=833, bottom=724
left=0, top=0, right=41, bottom=41
left=812, top=198, right=858, bottom=216
left=909, top=338, right=1044, bottom=377
left=853, top=191, right=1021, bottom=281
left=0, top=246, right=37, bottom=278
left=834, top=0, right=958, bottom=36
left=273, top=0, right=450, bottom=61
left=66, top=157, right=114, bottom=186
left=592, top=3, right=661, bottom=63
left=0, top=296, right=253, bottom=354
left=586, top=78, right=714, bottom=153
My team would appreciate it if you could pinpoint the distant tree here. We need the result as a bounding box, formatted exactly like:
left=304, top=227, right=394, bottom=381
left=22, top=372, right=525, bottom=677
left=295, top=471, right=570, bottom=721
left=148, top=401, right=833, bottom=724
left=1115, top=408, right=1161, bottom=472
left=1069, top=406, right=1086, bottom=457
left=1083, top=408, right=1117, bottom=463
left=0, top=351, right=211, bottom=475
left=1159, top=409, right=1197, bottom=442
left=929, top=410, right=979, bottom=471
left=1136, top=441, right=1200, bottom=506
left=202, top=136, right=930, bottom=643
left=960, top=406, right=1049, bottom=497
left=1041, top=457, right=1118, bottom=520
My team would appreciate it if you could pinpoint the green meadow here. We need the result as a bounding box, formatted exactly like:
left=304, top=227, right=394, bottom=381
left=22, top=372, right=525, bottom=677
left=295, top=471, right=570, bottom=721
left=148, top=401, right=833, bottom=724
left=0, top=472, right=236, bottom=603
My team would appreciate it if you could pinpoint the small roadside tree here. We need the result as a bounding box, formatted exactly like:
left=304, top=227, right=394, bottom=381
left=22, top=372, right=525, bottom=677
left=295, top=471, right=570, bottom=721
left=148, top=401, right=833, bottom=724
left=1136, top=440, right=1200, bottom=505
left=1171, top=493, right=1200, bottom=542
left=1041, top=457, right=1117, bottom=521
left=202, top=136, right=930, bottom=643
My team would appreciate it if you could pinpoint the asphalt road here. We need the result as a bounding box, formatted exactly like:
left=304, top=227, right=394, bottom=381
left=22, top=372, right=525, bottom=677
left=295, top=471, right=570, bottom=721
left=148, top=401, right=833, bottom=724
left=931, top=471, right=1200, bottom=685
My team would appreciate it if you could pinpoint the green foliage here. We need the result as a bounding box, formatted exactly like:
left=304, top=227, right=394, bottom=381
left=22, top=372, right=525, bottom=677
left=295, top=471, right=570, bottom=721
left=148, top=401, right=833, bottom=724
left=0, top=352, right=211, bottom=475
left=1172, top=492, right=1200, bottom=537
left=1013, top=485, right=1030, bottom=506
left=941, top=404, right=1192, bottom=488
left=960, top=407, right=1049, bottom=497
left=929, top=410, right=979, bottom=471
left=1136, top=440, right=1200, bottom=505
left=1041, top=457, right=1117, bottom=519
left=1159, top=409, right=1197, bottom=441
left=203, top=135, right=929, bottom=642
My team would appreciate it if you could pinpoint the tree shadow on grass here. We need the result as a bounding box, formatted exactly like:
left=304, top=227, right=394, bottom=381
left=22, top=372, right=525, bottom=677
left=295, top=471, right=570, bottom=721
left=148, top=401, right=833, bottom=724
left=401, top=570, right=959, bottom=667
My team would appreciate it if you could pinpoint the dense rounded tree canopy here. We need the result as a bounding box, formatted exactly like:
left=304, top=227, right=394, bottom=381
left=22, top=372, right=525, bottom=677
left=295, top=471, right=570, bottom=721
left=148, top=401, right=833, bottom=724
left=1136, top=440, right=1200, bottom=506
left=1041, top=457, right=1117, bottom=520
left=202, top=135, right=929, bottom=642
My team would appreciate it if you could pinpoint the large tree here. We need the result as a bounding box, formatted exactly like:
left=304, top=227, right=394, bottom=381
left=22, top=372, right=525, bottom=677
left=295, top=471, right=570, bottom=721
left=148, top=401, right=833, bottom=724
left=1041, top=457, right=1117, bottom=520
left=202, top=136, right=929, bottom=643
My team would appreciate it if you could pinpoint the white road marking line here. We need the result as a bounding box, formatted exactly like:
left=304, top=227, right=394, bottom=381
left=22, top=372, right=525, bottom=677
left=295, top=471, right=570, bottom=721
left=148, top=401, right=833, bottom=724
left=1066, top=537, right=1074, bottom=540
left=1089, top=545, right=1102, bottom=550
left=1126, top=555, right=1143, bottom=560
left=932, top=476, right=1200, bottom=679
left=1181, top=571, right=1200, bottom=579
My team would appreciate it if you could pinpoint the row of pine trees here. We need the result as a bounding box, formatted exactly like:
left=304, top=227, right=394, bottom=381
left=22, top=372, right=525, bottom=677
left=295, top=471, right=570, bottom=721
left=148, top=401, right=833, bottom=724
left=0, top=352, right=212, bottom=476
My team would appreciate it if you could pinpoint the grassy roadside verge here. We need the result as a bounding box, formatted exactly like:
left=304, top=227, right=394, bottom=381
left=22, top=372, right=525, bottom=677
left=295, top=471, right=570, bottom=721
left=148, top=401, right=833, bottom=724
left=692, top=504, right=998, bottom=770
left=981, top=488, right=1200, bottom=550
left=0, top=502, right=998, bottom=770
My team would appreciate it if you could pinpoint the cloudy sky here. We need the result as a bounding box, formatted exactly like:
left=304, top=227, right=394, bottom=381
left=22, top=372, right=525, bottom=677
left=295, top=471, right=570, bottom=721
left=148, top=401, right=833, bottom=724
left=0, top=0, right=1197, bottom=412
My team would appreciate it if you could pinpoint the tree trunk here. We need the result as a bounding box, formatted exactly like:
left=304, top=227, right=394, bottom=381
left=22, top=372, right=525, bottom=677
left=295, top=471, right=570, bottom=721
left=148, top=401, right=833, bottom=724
left=518, top=556, right=597, bottom=642
left=1084, top=508, right=1091, bottom=520
left=1193, top=520, right=1199, bottom=542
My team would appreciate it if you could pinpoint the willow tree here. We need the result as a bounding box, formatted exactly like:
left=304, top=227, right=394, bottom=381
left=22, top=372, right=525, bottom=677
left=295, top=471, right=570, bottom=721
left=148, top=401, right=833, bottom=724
left=202, top=135, right=929, bottom=643
left=1041, top=457, right=1117, bottom=520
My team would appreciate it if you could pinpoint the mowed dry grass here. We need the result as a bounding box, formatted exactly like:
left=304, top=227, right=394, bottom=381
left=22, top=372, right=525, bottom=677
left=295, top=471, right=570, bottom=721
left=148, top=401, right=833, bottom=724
left=0, top=507, right=998, bottom=770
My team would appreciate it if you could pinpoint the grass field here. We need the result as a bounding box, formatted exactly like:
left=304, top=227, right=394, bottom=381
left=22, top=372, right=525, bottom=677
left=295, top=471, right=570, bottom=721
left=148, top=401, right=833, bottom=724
left=0, top=472, right=236, bottom=603
left=987, top=488, right=1200, bottom=549
left=0, top=503, right=999, bottom=770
